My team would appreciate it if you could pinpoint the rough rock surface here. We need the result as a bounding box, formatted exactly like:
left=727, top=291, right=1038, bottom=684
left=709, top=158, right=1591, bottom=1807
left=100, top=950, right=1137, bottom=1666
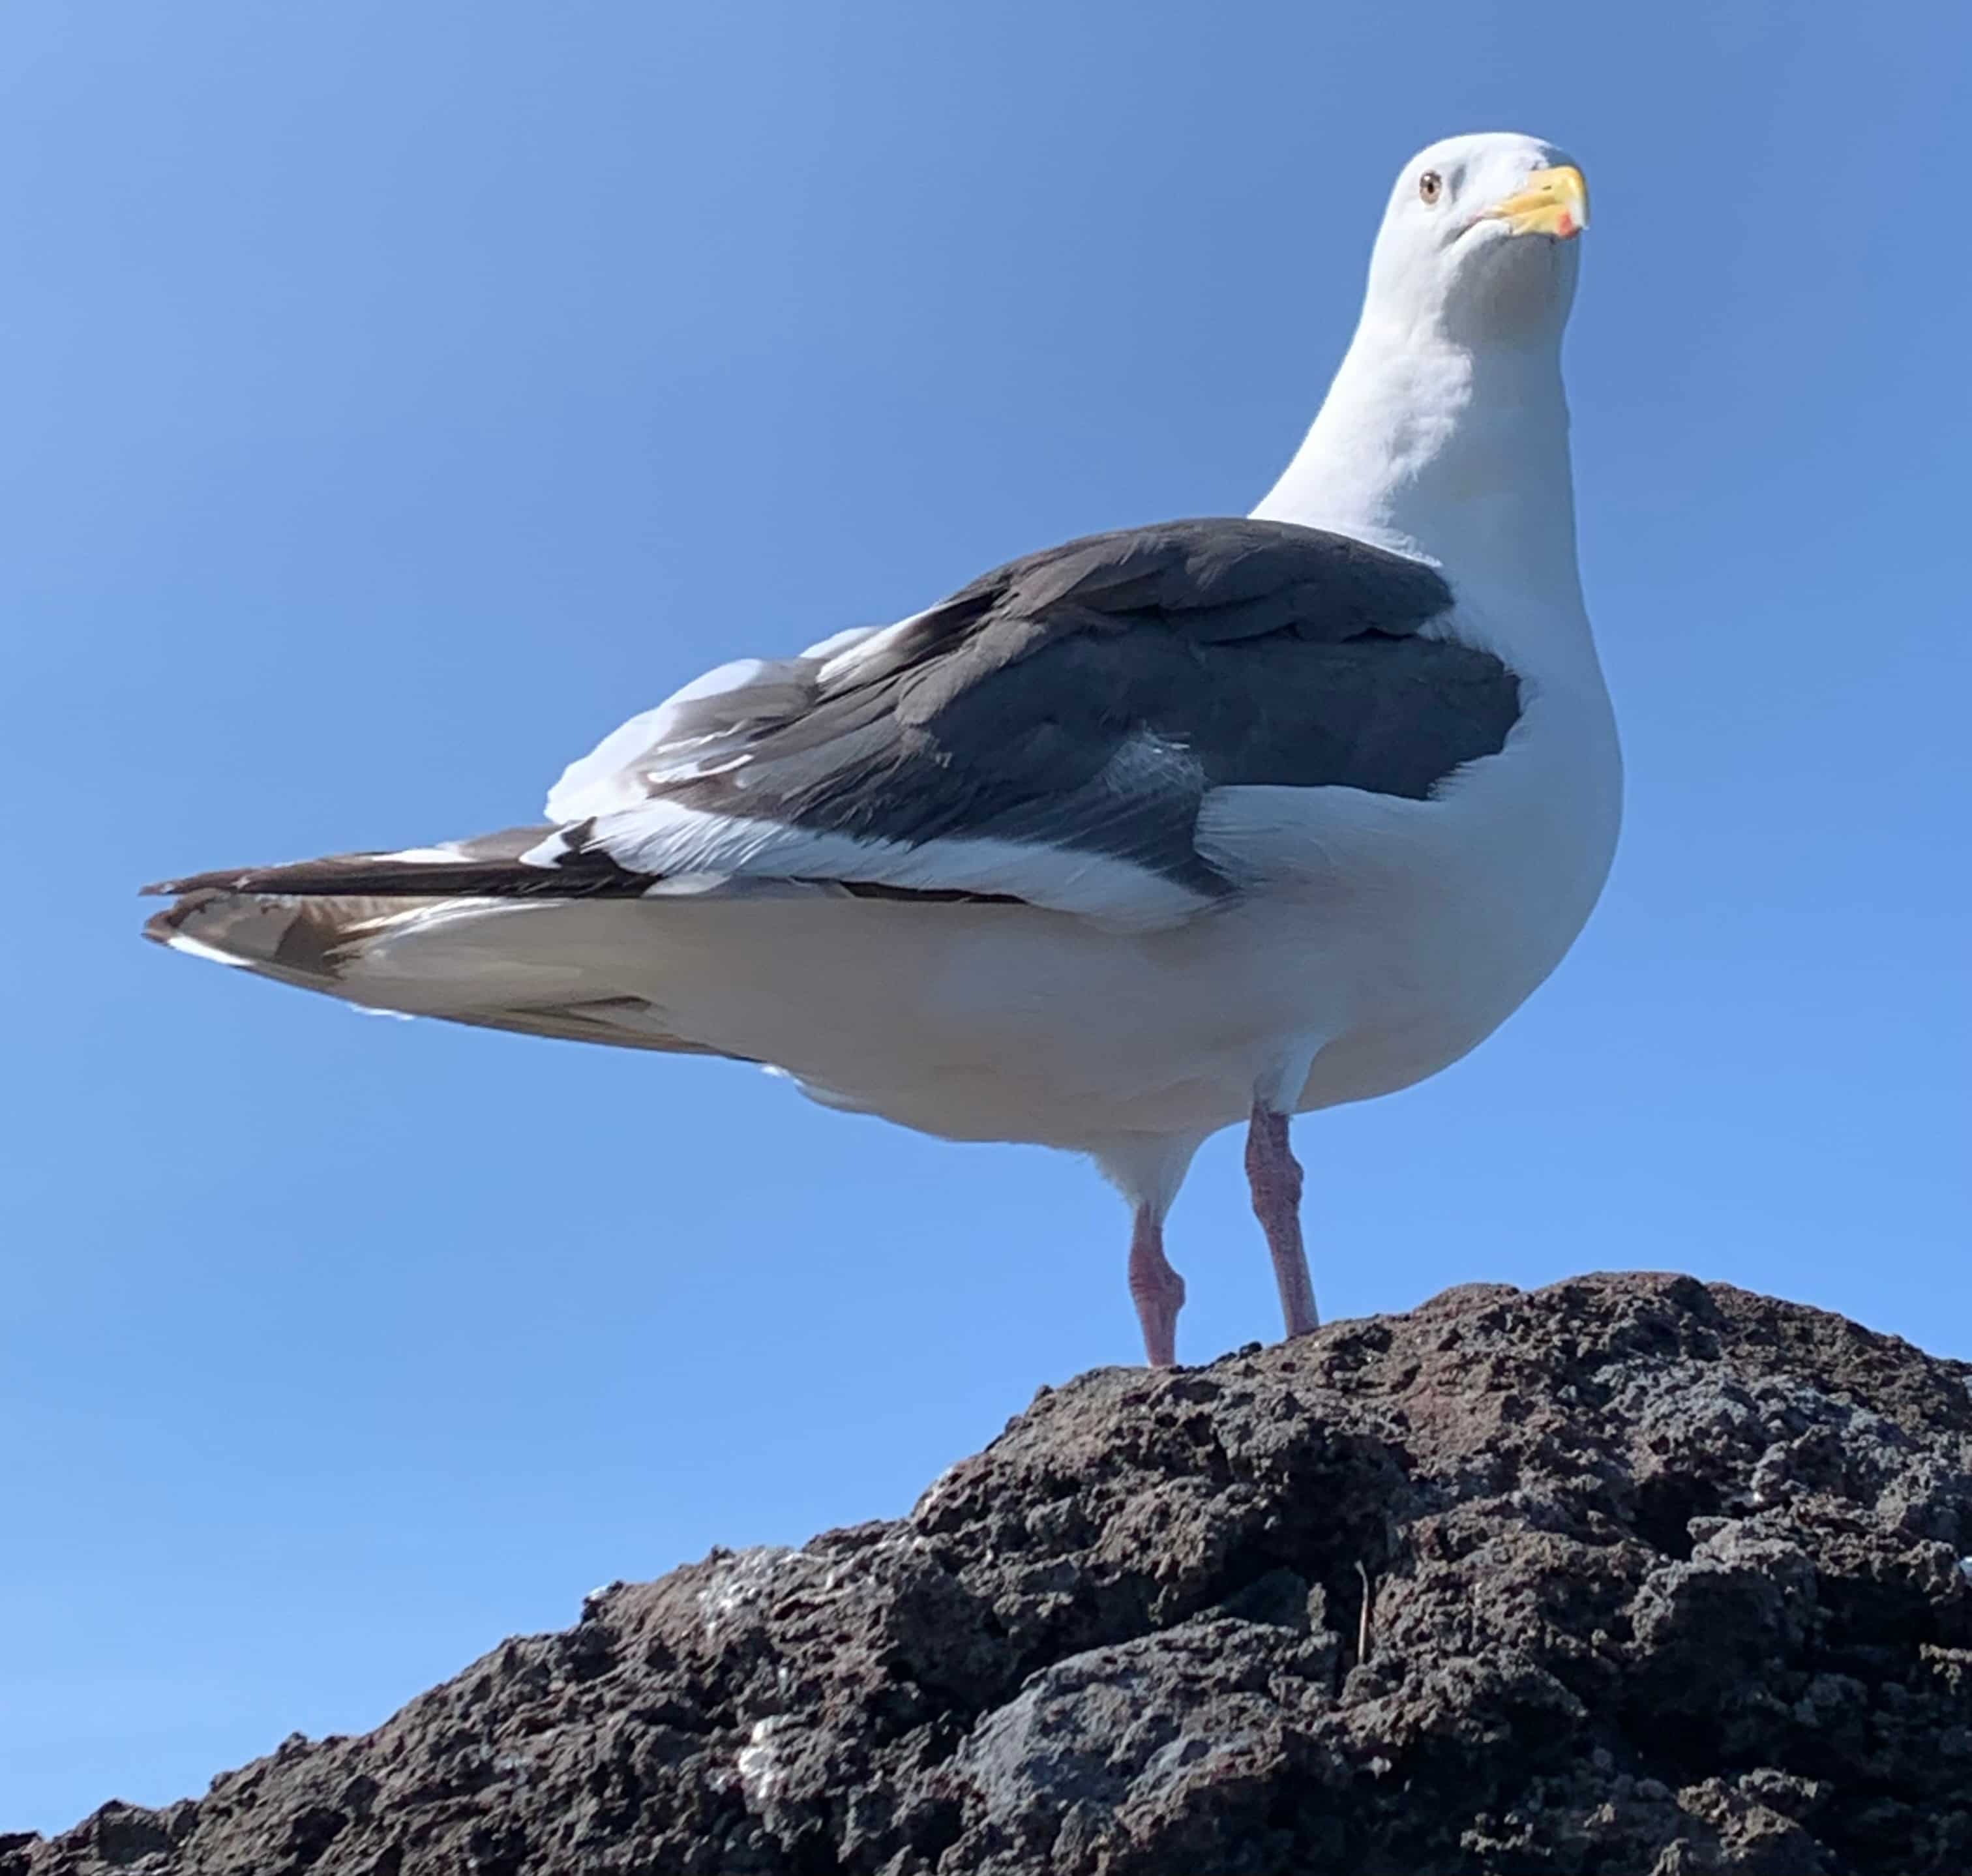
left=10, top=1273, right=1972, bottom=1875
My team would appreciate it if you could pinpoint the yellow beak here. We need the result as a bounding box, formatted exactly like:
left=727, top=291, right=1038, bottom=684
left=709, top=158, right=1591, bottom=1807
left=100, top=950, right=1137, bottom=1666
left=1485, top=165, right=1589, bottom=240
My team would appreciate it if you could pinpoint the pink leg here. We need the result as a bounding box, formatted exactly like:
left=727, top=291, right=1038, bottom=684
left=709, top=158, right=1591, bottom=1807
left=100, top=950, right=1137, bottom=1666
left=1128, top=1206, right=1186, bottom=1368
left=1245, top=1103, right=1319, bottom=1339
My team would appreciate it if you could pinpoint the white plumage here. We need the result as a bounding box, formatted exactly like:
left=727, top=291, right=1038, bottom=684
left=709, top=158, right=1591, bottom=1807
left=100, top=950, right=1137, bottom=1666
left=145, top=133, right=1619, bottom=1365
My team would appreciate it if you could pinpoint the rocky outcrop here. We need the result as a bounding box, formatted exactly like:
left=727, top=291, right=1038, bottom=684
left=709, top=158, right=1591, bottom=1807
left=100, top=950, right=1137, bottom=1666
left=10, top=1273, right=1972, bottom=1874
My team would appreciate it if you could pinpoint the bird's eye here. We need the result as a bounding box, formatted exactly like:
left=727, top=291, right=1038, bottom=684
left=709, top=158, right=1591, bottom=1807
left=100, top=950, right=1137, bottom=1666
left=1418, top=170, right=1443, bottom=205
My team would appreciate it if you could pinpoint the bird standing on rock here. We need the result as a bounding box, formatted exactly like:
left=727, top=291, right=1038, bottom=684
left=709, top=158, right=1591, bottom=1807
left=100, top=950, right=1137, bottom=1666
left=145, top=132, right=1619, bottom=1368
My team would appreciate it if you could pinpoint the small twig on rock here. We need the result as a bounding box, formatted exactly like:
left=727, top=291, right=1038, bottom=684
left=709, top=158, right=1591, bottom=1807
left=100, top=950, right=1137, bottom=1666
left=1356, top=1558, right=1376, bottom=1664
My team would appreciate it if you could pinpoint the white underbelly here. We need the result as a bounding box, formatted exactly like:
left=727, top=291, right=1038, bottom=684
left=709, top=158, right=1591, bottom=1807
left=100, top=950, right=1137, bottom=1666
left=323, top=664, right=1619, bottom=1151
left=743, top=679, right=1621, bottom=1146
left=546, top=696, right=1620, bottom=1148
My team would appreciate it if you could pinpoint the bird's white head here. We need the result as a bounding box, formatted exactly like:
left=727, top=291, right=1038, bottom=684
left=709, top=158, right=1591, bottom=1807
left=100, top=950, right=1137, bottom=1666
left=1253, top=132, right=1591, bottom=595
left=1363, top=132, right=1587, bottom=351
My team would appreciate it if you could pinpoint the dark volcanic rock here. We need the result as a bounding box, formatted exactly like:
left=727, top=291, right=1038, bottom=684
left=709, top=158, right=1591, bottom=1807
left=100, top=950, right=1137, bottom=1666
left=11, top=1273, right=1972, bottom=1875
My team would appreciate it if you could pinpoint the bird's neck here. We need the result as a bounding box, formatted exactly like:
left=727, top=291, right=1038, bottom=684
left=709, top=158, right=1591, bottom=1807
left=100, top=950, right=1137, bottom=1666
left=1251, top=327, right=1582, bottom=608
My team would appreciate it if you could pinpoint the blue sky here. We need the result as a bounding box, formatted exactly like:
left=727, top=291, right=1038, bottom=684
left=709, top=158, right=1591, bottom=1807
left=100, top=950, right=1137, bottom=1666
left=3, top=0, right=1967, bottom=1836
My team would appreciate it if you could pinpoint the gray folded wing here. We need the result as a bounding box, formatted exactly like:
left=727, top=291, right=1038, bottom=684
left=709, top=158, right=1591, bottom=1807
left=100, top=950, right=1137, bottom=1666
left=569, top=517, right=1518, bottom=907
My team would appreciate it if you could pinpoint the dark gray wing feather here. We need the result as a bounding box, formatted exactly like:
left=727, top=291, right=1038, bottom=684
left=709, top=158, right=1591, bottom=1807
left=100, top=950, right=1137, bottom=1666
left=645, top=518, right=1516, bottom=896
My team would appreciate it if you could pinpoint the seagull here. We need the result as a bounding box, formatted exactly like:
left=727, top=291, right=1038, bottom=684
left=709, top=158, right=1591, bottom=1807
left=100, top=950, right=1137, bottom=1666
left=144, top=132, right=1620, bottom=1368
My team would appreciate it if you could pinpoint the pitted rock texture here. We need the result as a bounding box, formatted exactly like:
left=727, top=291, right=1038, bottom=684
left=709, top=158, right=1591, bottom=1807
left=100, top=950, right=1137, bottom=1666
left=10, top=1273, right=1972, bottom=1875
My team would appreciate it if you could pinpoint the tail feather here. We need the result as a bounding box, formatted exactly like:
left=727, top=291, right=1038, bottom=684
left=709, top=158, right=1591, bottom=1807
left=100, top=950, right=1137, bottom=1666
left=142, top=822, right=998, bottom=1060
left=140, top=829, right=742, bottom=1060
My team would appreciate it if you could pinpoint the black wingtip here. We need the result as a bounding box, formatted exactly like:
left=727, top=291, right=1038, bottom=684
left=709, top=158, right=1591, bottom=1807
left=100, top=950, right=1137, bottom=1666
left=141, top=869, right=256, bottom=897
